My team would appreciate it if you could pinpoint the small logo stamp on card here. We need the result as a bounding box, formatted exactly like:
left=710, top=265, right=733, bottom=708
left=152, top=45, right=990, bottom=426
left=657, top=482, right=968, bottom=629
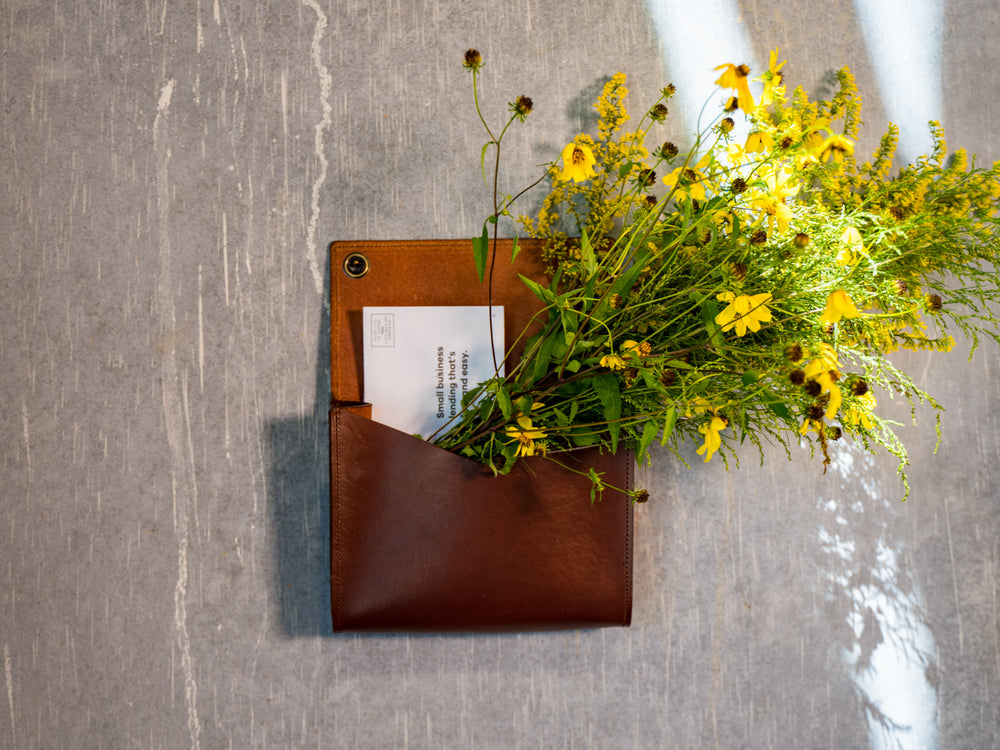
left=369, top=313, right=395, bottom=347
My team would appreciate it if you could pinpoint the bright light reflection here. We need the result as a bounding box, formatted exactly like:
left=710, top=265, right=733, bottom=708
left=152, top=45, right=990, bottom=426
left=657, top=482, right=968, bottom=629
left=828, top=446, right=939, bottom=750
left=851, top=0, right=944, bottom=161
left=644, top=0, right=757, bottom=143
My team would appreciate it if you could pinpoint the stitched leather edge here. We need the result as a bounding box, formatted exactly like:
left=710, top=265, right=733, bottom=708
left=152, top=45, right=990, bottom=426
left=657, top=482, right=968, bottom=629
left=623, top=449, right=634, bottom=626
left=331, top=406, right=342, bottom=633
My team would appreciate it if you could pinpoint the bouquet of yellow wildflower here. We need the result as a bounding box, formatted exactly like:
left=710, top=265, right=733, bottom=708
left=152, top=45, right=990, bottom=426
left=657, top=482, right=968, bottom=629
left=436, top=49, right=1000, bottom=499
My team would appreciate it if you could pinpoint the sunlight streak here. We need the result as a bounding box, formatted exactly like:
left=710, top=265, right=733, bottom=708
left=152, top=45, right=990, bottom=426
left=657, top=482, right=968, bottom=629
left=645, top=0, right=757, bottom=139
left=851, top=0, right=944, bottom=161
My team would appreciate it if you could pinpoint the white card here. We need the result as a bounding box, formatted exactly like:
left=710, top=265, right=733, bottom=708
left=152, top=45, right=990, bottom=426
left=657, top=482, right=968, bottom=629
left=363, top=306, right=504, bottom=439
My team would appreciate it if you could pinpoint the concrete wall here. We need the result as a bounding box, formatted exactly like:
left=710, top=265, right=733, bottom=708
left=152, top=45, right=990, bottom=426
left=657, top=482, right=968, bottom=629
left=2, top=0, right=997, bottom=747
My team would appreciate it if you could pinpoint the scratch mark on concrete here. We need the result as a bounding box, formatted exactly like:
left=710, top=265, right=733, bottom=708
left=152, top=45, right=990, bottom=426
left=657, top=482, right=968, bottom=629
left=3, top=643, right=13, bottom=748
left=301, top=0, right=332, bottom=294
left=197, top=265, right=205, bottom=393
left=944, top=493, right=964, bottom=654
left=154, top=76, right=202, bottom=750
left=21, top=399, right=31, bottom=484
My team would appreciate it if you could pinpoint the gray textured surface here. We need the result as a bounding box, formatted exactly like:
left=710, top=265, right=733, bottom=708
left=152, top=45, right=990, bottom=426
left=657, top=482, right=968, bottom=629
left=2, top=0, right=999, bottom=748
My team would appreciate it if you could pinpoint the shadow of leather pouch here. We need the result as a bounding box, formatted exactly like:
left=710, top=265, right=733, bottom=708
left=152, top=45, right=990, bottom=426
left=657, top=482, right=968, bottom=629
left=330, top=240, right=634, bottom=633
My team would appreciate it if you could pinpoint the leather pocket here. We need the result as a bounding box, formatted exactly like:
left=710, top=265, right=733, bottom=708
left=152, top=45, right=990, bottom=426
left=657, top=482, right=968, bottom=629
left=330, top=406, right=633, bottom=633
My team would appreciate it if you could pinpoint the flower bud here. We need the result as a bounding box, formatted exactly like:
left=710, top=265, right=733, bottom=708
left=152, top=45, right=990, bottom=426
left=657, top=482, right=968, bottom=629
left=658, top=141, right=679, bottom=160
left=720, top=117, right=735, bottom=134
left=650, top=103, right=669, bottom=122
left=463, top=48, right=483, bottom=71
left=793, top=232, right=810, bottom=248
left=730, top=177, right=748, bottom=194
left=806, top=404, right=825, bottom=422
left=510, top=95, right=533, bottom=120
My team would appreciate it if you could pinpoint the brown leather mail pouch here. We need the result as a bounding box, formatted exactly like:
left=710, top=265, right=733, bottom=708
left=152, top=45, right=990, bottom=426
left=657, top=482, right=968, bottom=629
left=330, top=240, right=634, bottom=633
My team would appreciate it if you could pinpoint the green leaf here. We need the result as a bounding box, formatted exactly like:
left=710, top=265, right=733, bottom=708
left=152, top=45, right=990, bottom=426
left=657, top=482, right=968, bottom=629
left=559, top=305, right=579, bottom=335
left=701, top=298, right=725, bottom=348
left=462, top=383, right=484, bottom=408
left=478, top=398, right=494, bottom=423
left=511, top=236, right=521, bottom=261
left=472, top=224, right=489, bottom=283
left=580, top=229, right=597, bottom=275
left=741, top=370, right=759, bottom=387
left=593, top=373, right=622, bottom=452
left=496, top=385, right=513, bottom=421
left=765, top=393, right=792, bottom=420
left=638, top=419, right=659, bottom=463
left=588, top=467, right=606, bottom=504
left=531, top=332, right=558, bottom=385
left=660, top=406, right=677, bottom=446
left=518, top=274, right=556, bottom=304
left=565, top=359, right=582, bottom=373
left=516, top=396, right=533, bottom=416
left=480, top=141, right=492, bottom=184
left=618, top=161, right=635, bottom=178
left=609, top=247, right=651, bottom=299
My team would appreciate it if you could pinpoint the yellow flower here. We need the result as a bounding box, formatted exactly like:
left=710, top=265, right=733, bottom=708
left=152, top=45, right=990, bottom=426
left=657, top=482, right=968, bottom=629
left=662, top=153, right=712, bottom=202
left=504, top=415, right=546, bottom=457
left=559, top=142, right=597, bottom=183
left=803, top=356, right=843, bottom=419
left=745, top=131, right=774, bottom=153
left=759, top=49, right=786, bottom=106
left=622, top=339, right=651, bottom=358
left=714, top=63, right=754, bottom=113
left=715, top=292, right=773, bottom=336
left=765, top=167, right=800, bottom=201
left=836, top=226, right=865, bottom=265
left=685, top=397, right=712, bottom=418
left=713, top=209, right=735, bottom=233
left=696, top=416, right=727, bottom=462
left=820, top=290, right=860, bottom=327
left=818, top=134, right=854, bottom=163
left=725, top=143, right=747, bottom=166
left=756, top=198, right=794, bottom=234
left=842, top=392, right=876, bottom=430
left=749, top=167, right=799, bottom=233
left=600, top=353, right=627, bottom=370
